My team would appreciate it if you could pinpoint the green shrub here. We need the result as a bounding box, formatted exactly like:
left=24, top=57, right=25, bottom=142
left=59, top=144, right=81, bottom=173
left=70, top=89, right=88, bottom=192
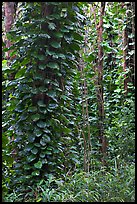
left=4, top=163, right=134, bottom=202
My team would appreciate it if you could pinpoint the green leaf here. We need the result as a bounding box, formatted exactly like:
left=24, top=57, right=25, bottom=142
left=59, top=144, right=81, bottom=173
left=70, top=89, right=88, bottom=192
left=34, top=161, right=42, bottom=169
left=50, top=41, right=61, bottom=48
left=27, top=154, right=36, bottom=162
left=28, top=135, right=35, bottom=143
left=39, top=86, right=48, bottom=92
left=32, top=170, right=40, bottom=176
left=39, top=107, right=47, bottom=114
left=37, top=55, right=45, bottom=61
left=31, top=147, right=38, bottom=154
left=48, top=103, right=58, bottom=109
left=40, top=139, right=46, bottom=146
left=38, top=34, right=51, bottom=39
left=25, top=144, right=34, bottom=152
left=15, top=68, right=26, bottom=79
left=31, top=88, right=38, bottom=94
left=54, top=32, right=63, bottom=38
left=34, top=128, right=43, bottom=137
left=60, top=28, right=70, bottom=33
left=34, top=143, right=41, bottom=147
left=46, top=49, right=56, bottom=56
left=45, top=151, right=52, bottom=155
left=87, top=53, right=95, bottom=61
left=47, top=90, right=56, bottom=98
left=47, top=62, right=59, bottom=70
left=43, top=128, right=51, bottom=134
left=28, top=106, right=37, bottom=112
left=40, top=152, right=46, bottom=158
left=57, top=53, right=66, bottom=59
left=24, top=165, right=31, bottom=170
left=37, top=100, right=47, bottom=107
left=73, top=32, right=83, bottom=41
left=114, top=88, right=121, bottom=93
left=48, top=22, right=56, bottom=30
left=44, top=79, right=51, bottom=84
left=15, top=106, right=25, bottom=113
left=31, top=113, right=40, bottom=121
left=37, top=121, right=47, bottom=128
left=21, top=58, right=30, bottom=66
left=2, top=60, right=10, bottom=71
left=43, top=134, right=51, bottom=143
left=39, top=64, right=46, bottom=70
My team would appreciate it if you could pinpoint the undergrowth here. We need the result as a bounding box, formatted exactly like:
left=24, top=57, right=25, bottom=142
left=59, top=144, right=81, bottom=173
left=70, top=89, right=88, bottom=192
left=3, top=162, right=135, bottom=202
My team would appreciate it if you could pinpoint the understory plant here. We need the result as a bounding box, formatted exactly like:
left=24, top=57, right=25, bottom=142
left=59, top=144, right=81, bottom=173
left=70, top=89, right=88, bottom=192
left=3, top=163, right=135, bottom=202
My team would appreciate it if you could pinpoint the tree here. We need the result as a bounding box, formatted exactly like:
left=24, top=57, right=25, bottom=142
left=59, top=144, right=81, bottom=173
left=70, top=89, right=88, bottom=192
left=2, top=2, right=135, bottom=202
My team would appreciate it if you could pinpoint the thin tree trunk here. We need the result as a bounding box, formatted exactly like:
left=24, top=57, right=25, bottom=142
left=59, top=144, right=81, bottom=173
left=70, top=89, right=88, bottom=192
left=132, top=2, right=135, bottom=86
left=123, top=28, right=128, bottom=94
left=97, top=2, right=107, bottom=166
left=79, top=57, right=88, bottom=172
left=4, top=2, right=15, bottom=60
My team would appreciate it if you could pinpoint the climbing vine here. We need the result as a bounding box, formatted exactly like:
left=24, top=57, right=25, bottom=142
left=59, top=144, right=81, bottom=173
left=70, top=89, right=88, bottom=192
left=3, top=2, right=85, bottom=194
left=2, top=2, right=135, bottom=202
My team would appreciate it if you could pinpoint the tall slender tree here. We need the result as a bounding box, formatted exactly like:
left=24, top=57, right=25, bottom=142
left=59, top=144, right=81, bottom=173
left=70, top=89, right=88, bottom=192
left=96, top=2, right=107, bottom=166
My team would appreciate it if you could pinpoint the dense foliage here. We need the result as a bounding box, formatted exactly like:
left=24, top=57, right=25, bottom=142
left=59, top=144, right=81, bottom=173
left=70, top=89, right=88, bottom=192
left=2, top=2, right=135, bottom=202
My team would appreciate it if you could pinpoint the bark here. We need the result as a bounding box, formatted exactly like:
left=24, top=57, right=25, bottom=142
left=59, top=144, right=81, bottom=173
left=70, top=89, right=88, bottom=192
left=4, top=2, right=15, bottom=60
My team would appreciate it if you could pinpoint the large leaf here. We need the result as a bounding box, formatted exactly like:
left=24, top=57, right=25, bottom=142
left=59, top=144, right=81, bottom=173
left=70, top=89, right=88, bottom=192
left=25, top=144, right=34, bottom=152
left=40, top=139, right=46, bottom=146
left=28, top=135, right=35, bottom=143
left=27, top=154, right=36, bottom=162
left=40, top=152, right=46, bottom=158
left=37, top=55, right=45, bottom=61
left=47, top=90, right=56, bottom=98
left=28, top=106, right=37, bottom=112
left=47, top=62, right=59, bottom=70
left=31, top=147, right=38, bottom=154
left=54, top=32, right=63, bottom=38
left=39, top=64, right=46, bottom=70
left=37, top=121, right=47, bottom=128
left=34, top=161, right=42, bottom=169
left=50, top=41, right=61, bottom=48
left=34, top=128, right=43, bottom=137
left=31, top=113, right=40, bottom=122
left=15, top=106, right=25, bottom=113
left=42, top=134, right=51, bottom=143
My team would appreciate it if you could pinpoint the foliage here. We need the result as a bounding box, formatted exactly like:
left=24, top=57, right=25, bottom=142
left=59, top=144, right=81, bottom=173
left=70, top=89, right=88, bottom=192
left=3, top=164, right=135, bottom=202
left=2, top=1, right=85, bottom=196
left=2, top=2, right=135, bottom=202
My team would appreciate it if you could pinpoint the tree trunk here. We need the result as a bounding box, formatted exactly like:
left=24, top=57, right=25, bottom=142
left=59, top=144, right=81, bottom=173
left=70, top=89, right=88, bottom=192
left=97, top=2, right=107, bottom=166
left=123, top=27, right=128, bottom=94
left=4, top=2, right=15, bottom=60
left=132, top=2, right=135, bottom=86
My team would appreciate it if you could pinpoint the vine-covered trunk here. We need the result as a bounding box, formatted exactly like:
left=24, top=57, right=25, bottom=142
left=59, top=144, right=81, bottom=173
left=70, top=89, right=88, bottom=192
left=97, top=2, right=107, bottom=166
left=123, top=27, right=128, bottom=94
